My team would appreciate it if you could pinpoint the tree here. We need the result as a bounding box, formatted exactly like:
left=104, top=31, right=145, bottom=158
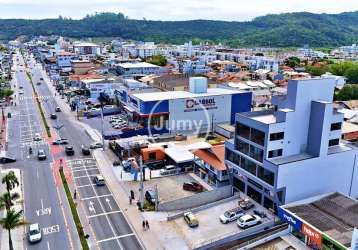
left=344, top=66, right=358, bottom=84
left=284, top=57, right=301, bottom=68
left=335, top=85, right=358, bottom=101
left=0, top=192, right=20, bottom=211
left=2, top=171, right=19, bottom=194
left=0, top=209, right=27, bottom=250
left=147, top=55, right=167, bottom=66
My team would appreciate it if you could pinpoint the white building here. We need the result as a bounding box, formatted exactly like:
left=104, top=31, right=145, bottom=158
left=225, top=78, right=358, bottom=211
left=116, top=62, right=161, bottom=76
left=73, top=42, right=101, bottom=55
left=56, top=51, right=77, bottom=69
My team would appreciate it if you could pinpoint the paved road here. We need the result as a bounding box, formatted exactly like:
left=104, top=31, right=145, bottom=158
left=28, top=54, right=143, bottom=250
left=6, top=52, right=74, bottom=250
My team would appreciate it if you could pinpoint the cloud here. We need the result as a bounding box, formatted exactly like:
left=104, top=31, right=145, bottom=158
left=0, top=0, right=357, bottom=20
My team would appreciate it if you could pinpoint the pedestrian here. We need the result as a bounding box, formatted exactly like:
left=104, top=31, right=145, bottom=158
left=142, top=220, right=146, bottom=231
left=73, top=189, right=77, bottom=200
left=145, top=220, right=149, bottom=230
left=129, top=195, right=132, bottom=205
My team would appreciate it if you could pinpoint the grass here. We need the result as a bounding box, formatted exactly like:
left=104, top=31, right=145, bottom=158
left=59, top=168, right=90, bottom=250
left=25, top=72, right=51, bottom=137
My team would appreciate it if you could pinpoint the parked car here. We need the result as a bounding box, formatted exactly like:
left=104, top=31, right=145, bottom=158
left=184, top=212, right=199, bottom=228
left=160, top=165, right=178, bottom=175
left=93, top=175, right=105, bottom=186
left=237, top=214, right=261, bottom=229
left=90, top=142, right=103, bottom=149
left=40, top=77, right=43, bottom=81
left=239, top=199, right=255, bottom=211
left=52, top=138, right=68, bottom=145
left=33, top=133, right=42, bottom=141
left=219, top=208, right=245, bottom=224
left=81, top=145, right=90, bottom=155
left=50, top=113, right=57, bottom=120
left=55, top=107, right=61, bottom=112
left=37, top=149, right=46, bottom=160
left=183, top=182, right=204, bottom=192
left=0, top=156, right=16, bottom=163
left=36, top=82, right=41, bottom=85
left=145, top=190, right=157, bottom=205
left=65, top=146, right=75, bottom=156
left=28, top=223, right=42, bottom=243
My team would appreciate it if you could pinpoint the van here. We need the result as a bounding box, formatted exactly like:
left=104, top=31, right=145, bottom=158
left=160, top=165, right=178, bottom=175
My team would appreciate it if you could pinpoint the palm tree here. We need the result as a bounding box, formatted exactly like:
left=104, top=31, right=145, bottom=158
left=1, top=171, right=19, bottom=194
left=0, top=209, right=27, bottom=250
left=0, top=192, right=20, bottom=211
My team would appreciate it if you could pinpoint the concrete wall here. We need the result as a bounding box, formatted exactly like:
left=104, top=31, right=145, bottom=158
left=157, top=186, right=232, bottom=211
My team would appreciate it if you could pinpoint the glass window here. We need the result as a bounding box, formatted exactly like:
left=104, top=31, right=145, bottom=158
left=268, top=149, right=282, bottom=158
left=269, top=132, right=284, bottom=141
left=247, top=185, right=262, bottom=203
left=237, top=122, right=250, bottom=139
left=233, top=177, right=245, bottom=192
left=236, top=139, right=250, bottom=155
left=264, top=197, right=274, bottom=210
left=257, top=166, right=275, bottom=186
left=329, top=139, right=339, bottom=147
left=225, top=149, right=234, bottom=162
left=249, top=145, right=263, bottom=162
left=241, top=157, right=256, bottom=175
left=251, top=128, right=265, bottom=146
left=330, top=123, right=342, bottom=131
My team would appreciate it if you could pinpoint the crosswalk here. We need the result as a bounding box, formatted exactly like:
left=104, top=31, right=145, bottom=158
left=18, top=95, right=53, bottom=101
left=21, top=140, right=47, bottom=147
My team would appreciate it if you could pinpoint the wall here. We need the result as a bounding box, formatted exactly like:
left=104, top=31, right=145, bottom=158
left=157, top=186, right=232, bottom=211
left=231, top=92, right=252, bottom=124
left=277, top=148, right=358, bottom=203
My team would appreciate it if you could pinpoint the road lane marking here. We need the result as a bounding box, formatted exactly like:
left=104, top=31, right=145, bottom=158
left=47, top=241, right=50, bottom=250
left=88, top=201, right=96, bottom=214
left=106, top=198, right=112, bottom=211
left=76, top=183, right=97, bottom=188
left=81, top=194, right=112, bottom=201
left=42, top=224, right=60, bottom=235
left=88, top=210, right=122, bottom=219
left=74, top=174, right=98, bottom=179
left=72, top=167, right=98, bottom=172
left=97, top=233, right=134, bottom=243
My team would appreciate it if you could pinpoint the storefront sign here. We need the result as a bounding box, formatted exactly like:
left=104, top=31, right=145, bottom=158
left=184, top=98, right=217, bottom=112
left=278, top=207, right=302, bottom=231
left=302, top=223, right=322, bottom=246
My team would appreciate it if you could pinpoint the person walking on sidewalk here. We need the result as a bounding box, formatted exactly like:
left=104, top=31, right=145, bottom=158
left=142, top=220, right=146, bottom=231
left=145, top=220, right=149, bottom=230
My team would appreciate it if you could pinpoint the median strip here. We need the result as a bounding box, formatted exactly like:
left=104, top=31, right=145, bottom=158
left=25, top=71, right=51, bottom=138
left=59, top=167, right=90, bottom=250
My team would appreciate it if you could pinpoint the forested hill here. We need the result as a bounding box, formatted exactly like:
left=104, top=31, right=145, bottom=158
left=1, top=11, right=358, bottom=47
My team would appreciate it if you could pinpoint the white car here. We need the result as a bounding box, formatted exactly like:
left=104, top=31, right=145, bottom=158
left=237, top=214, right=261, bottom=229
left=219, top=208, right=245, bottom=224
left=90, top=142, right=103, bottom=149
left=33, top=133, right=42, bottom=142
left=28, top=223, right=42, bottom=243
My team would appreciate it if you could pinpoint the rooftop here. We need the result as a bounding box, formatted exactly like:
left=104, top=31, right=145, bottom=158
left=283, top=192, right=358, bottom=248
left=117, top=62, right=160, bottom=69
left=193, top=144, right=226, bottom=171
left=132, top=88, right=242, bottom=102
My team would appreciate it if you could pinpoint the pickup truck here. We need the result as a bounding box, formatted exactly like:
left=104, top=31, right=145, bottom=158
left=52, top=138, right=69, bottom=145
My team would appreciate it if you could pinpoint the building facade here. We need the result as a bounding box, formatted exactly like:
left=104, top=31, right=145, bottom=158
left=225, top=78, right=358, bottom=211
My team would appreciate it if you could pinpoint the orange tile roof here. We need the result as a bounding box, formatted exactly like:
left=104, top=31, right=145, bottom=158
left=69, top=74, right=105, bottom=81
left=193, top=144, right=227, bottom=171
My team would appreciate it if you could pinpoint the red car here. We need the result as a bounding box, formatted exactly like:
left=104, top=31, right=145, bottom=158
left=183, top=182, right=204, bottom=192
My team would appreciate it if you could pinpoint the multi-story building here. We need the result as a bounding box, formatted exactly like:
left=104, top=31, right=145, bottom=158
left=225, top=78, right=358, bottom=211
left=115, top=62, right=161, bottom=76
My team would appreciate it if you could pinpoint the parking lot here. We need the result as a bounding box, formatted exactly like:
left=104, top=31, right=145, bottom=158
left=82, top=113, right=138, bottom=134
left=169, top=196, right=275, bottom=249
left=67, top=158, right=142, bottom=250
left=123, top=173, right=206, bottom=203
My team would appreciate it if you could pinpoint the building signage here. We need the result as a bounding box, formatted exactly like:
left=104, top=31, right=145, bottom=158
left=278, top=207, right=302, bottom=231
left=302, top=223, right=322, bottom=246
left=184, top=98, right=217, bottom=112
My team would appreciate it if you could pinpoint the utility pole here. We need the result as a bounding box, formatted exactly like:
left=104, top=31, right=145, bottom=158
left=100, top=104, right=105, bottom=151
left=139, top=156, right=144, bottom=210
left=154, top=184, right=159, bottom=211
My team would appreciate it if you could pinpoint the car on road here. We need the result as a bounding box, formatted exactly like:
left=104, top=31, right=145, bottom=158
left=50, top=113, right=57, bottom=120
left=28, top=223, right=42, bottom=243
left=81, top=145, right=91, bottom=155
left=160, top=165, right=178, bottom=175
left=93, top=175, right=105, bottom=186
left=239, top=199, right=255, bottom=211
left=19, top=85, right=23, bottom=89
left=52, top=138, right=69, bottom=145
left=90, top=142, right=103, bottom=149
left=184, top=212, right=199, bottom=228
left=33, top=133, right=42, bottom=141
left=183, top=181, right=204, bottom=192
left=36, top=82, right=41, bottom=85
left=55, top=107, right=61, bottom=112
left=219, top=208, right=245, bottom=224
left=37, top=149, right=46, bottom=160
left=40, top=77, right=43, bottom=81
left=65, top=146, right=75, bottom=156
left=237, top=214, right=261, bottom=229
left=145, top=190, right=157, bottom=205
left=0, top=156, right=16, bottom=163
left=18, top=90, right=24, bottom=95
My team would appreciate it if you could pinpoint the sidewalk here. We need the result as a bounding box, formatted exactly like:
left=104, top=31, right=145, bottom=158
left=0, top=169, right=25, bottom=250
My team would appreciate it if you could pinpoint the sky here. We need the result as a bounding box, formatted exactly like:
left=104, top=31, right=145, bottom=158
left=0, top=0, right=358, bottom=21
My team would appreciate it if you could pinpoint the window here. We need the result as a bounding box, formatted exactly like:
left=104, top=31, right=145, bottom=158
left=148, top=152, right=156, bottom=161
left=237, top=122, right=250, bottom=139
left=249, top=145, right=263, bottom=162
left=222, top=170, right=228, bottom=176
left=268, top=149, right=282, bottom=158
left=225, top=149, right=234, bottom=162
left=329, top=139, right=339, bottom=147
left=330, top=122, right=342, bottom=131
left=248, top=178, right=263, bottom=190
left=251, top=128, right=265, bottom=146
left=236, top=139, right=250, bottom=155
left=257, top=166, right=275, bottom=186
left=241, top=157, right=257, bottom=175
left=233, top=177, right=245, bottom=192
left=270, top=132, right=284, bottom=141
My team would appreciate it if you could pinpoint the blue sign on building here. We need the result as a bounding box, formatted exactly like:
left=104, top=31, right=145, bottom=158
left=278, top=207, right=302, bottom=231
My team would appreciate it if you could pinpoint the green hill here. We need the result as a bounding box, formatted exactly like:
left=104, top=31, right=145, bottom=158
left=1, top=11, right=358, bottom=47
